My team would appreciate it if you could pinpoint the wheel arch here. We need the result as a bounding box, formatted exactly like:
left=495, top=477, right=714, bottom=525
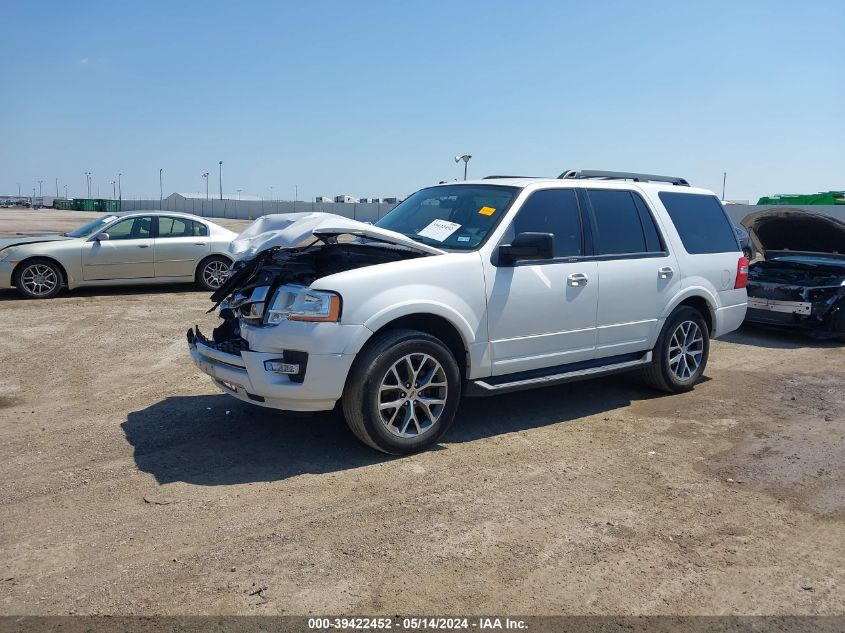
left=364, top=312, right=470, bottom=378
left=663, top=290, right=716, bottom=335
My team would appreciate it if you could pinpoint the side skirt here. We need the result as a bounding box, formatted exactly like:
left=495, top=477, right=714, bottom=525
left=466, top=351, right=652, bottom=397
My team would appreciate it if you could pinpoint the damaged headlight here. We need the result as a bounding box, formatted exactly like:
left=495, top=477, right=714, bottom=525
left=265, top=285, right=342, bottom=324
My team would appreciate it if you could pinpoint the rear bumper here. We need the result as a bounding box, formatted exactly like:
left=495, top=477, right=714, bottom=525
left=713, top=302, right=747, bottom=338
left=188, top=333, right=355, bottom=412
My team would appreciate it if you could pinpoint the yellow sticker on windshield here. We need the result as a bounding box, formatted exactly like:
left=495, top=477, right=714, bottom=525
left=478, top=206, right=496, bottom=216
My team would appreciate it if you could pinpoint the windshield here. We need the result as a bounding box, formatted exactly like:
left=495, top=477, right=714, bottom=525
left=375, top=185, right=519, bottom=250
left=64, top=215, right=119, bottom=238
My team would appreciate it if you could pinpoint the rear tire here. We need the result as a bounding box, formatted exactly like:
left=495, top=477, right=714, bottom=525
left=196, top=256, right=231, bottom=291
left=641, top=306, right=710, bottom=393
left=14, top=258, right=63, bottom=299
left=341, top=329, right=462, bottom=454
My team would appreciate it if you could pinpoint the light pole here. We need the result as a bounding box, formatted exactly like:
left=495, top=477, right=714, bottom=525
left=37, top=180, right=43, bottom=197
left=218, top=161, right=223, bottom=200
left=237, top=189, right=242, bottom=201
left=64, top=185, right=68, bottom=198
left=269, top=185, right=273, bottom=201
left=55, top=178, right=59, bottom=198
left=722, top=172, right=727, bottom=201
left=84, top=172, right=92, bottom=198
left=202, top=172, right=209, bottom=199
left=454, top=154, right=472, bottom=180
left=118, top=173, right=122, bottom=202
left=159, top=168, right=163, bottom=204
left=294, top=184, right=298, bottom=212
left=110, top=180, right=116, bottom=199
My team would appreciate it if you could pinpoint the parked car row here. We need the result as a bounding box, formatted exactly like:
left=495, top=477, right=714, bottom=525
left=0, top=212, right=236, bottom=298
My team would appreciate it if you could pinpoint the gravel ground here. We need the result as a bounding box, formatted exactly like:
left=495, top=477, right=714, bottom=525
left=0, top=209, right=843, bottom=615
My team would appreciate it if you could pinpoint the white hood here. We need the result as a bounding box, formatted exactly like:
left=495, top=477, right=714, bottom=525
left=229, top=212, right=444, bottom=259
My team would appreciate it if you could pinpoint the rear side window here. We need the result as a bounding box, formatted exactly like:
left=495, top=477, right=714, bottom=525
left=659, top=192, right=739, bottom=254
left=510, top=189, right=583, bottom=257
left=158, top=217, right=208, bottom=237
left=587, top=189, right=658, bottom=255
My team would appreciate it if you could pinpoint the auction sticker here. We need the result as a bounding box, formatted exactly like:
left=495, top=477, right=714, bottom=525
left=417, top=219, right=461, bottom=242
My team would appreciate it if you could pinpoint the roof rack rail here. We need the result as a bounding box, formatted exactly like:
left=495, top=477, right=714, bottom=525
left=558, top=169, right=690, bottom=186
left=483, top=175, right=541, bottom=179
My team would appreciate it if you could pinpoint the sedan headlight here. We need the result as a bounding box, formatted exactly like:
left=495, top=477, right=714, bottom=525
left=265, top=285, right=342, bottom=324
left=0, top=247, right=20, bottom=262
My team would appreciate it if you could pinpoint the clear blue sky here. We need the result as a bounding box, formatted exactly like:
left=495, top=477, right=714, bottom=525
left=2, top=1, right=843, bottom=202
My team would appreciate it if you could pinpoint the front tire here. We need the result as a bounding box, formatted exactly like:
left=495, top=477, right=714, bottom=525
left=196, top=256, right=231, bottom=291
left=14, top=258, right=63, bottom=299
left=641, top=306, right=710, bottom=393
left=341, top=329, right=462, bottom=454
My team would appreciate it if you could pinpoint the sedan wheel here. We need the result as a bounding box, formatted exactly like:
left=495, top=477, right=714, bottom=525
left=197, top=257, right=230, bottom=291
left=16, top=260, right=62, bottom=299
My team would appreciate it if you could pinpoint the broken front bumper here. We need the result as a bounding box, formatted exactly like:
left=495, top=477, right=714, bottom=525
left=187, top=327, right=357, bottom=412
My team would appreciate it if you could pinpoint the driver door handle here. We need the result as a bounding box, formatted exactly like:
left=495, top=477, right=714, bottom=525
left=567, top=272, right=589, bottom=287
left=658, top=266, right=674, bottom=279
left=138, top=244, right=150, bottom=248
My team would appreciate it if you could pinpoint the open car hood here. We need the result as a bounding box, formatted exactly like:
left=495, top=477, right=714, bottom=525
left=0, top=234, right=72, bottom=252
left=742, top=208, right=845, bottom=258
left=229, top=212, right=444, bottom=259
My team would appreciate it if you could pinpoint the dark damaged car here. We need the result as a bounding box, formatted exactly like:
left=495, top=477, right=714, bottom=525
left=744, top=209, right=845, bottom=340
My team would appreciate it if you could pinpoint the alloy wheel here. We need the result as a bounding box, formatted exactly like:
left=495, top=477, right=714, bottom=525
left=203, top=260, right=230, bottom=289
left=21, top=264, right=58, bottom=297
left=378, top=353, right=448, bottom=438
left=667, top=320, right=704, bottom=381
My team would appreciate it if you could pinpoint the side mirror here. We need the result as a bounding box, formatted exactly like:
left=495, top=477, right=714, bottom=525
left=94, top=232, right=110, bottom=241
left=499, top=232, right=554, bottom=263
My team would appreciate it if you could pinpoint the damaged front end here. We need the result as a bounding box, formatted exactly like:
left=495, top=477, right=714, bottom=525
left=185, top=213, right=437, bottom=409
left=743, top=208, right=845, bottom=339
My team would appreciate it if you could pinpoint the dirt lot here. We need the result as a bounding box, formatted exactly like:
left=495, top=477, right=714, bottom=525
left=1, top=209, right=843, bottom=615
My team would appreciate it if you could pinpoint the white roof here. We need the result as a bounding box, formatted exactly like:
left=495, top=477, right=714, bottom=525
left=168, top=192, right=263, bottom=202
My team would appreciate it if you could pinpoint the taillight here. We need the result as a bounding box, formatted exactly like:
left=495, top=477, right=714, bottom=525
left=735, top=256, right=749, bottom=289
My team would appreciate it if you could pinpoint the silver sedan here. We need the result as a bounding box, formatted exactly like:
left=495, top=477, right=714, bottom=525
left=0, top=211, right=237, bottom=299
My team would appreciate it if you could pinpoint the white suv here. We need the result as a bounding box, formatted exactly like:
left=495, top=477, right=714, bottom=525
left=188, top=170, right=748, bottom=454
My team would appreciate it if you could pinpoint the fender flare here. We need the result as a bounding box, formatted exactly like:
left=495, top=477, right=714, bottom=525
left=347, top=300, right=477, bottom=356
left=660, top=286, right=718, bottom=322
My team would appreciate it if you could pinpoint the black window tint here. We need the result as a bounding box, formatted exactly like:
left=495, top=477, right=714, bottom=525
left=659, top=192, right=739, bottom=254
left=632, top=193, right=664, bottom=252
left=163, top=217, right=189, bottom=237
left=588, top=190, right=648, bottom=255
left=511, top=189, right=582, bottom=258
left=106, top=217, right=151, bottom=240
left=192, top=221, right=209, bottom=237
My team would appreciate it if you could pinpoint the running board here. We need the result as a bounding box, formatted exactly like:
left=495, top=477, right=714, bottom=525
left=466, top=351, right=652, bottom=396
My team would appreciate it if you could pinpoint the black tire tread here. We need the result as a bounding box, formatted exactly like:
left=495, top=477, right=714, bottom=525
left=641, top=305, right=710, bottom=393
left=196, top=255, right=231, bottom=291
left=341, top=328, right=460, bottom=454
left=14, top=257, right=63, bottom=299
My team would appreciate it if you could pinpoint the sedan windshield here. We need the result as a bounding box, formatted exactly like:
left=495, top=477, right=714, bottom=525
left=375, top=185, right=518, bottom=250
left=64, top=215, right=119, bottom=238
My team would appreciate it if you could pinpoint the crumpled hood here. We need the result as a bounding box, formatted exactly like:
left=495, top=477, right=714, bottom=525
left=229, top=212, right=444, bottom=259
left=0, top=234, right=73, bottom=252
left=742, top=209, right=845, bottom=257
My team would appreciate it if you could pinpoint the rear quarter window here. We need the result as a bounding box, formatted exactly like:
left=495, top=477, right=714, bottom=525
left=658, top=192, right=739, bottom=254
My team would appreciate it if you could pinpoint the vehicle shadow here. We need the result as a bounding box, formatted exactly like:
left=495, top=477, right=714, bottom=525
left=720, top=324, right=842, bottom=350
left=122, top=375, right=662, bottom=486
left=0, top=284, right=209, bottom=302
